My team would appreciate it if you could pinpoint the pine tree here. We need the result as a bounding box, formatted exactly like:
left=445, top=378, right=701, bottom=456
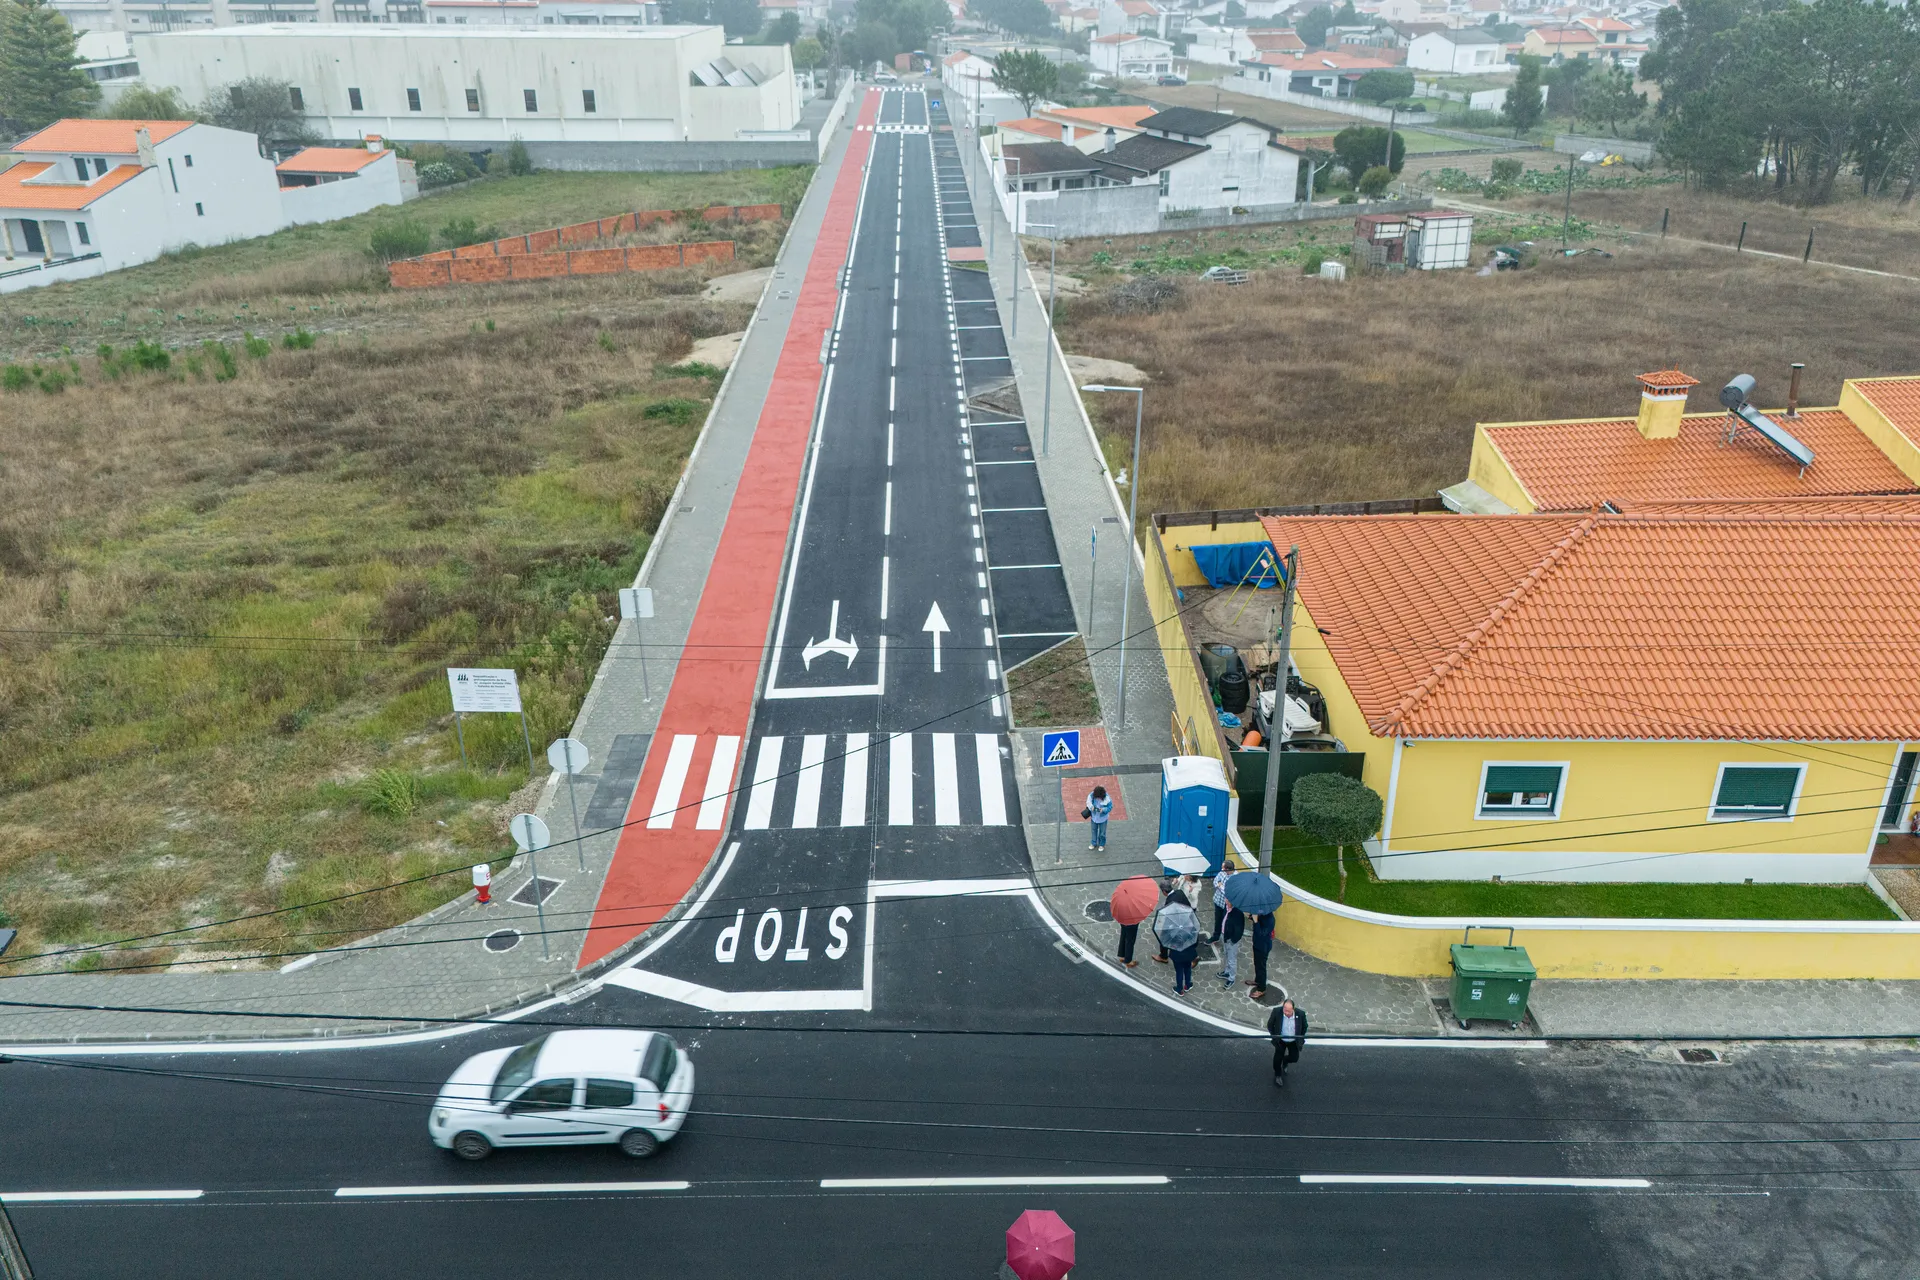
left=1501, top=55, right=1545, bottom=137
left=0, top=0, right=100, bottom=133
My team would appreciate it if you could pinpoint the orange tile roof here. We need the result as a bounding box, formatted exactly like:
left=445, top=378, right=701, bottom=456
left=1043, top=105, right=1157, bottom=128
left=1248, top=28, right=1307, bottom=50
left=1617, top=494, right=1920, bottom=516
left=999, top=118, right=1065, bottom=141
left=1850, top=376, right=1920, bottom=449
left=13, top=119, right=194, bottom=154
left=0, top=159, right=146, bottom=211
left=1263, top=510, right=1920, bottom=741
left=1481, top=408, right=1916, bottom=511
left=276, top=146, right=383, bottom=174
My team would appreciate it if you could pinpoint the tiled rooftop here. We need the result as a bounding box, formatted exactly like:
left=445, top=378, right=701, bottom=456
left=276, top=146, right=383, bottom=175
left=1263, top=510, right=1920, bottom=742
left=13, top=119, right=193, bottom=153
left=0, top=160, right=145, bottom=211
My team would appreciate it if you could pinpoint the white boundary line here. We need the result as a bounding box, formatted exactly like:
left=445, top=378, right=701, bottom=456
left=1301, top=1174, right=1652, bottom=1189
left=0, top=1189, right=204, bottom=1202
left=335, top=1182, right=689, bottom=1198
left=821, top=1175, right=1167, bottom=1189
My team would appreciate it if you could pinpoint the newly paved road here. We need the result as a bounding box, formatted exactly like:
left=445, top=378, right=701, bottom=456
left=4, top=88, right=1918, bottom=1277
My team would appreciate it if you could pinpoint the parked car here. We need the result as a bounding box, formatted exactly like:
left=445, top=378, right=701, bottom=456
left=430, top=1029, right=695, bottom=1161
left=1157, top=74, right=1187, bottom=86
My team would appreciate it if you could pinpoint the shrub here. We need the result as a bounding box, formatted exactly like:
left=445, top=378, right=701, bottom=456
left=439, top=216, right=500, bottom=249
left=1, top=365, right=29, bottom=392
left=202, top=340, right=238, bottom=382
left=37, top=368, right=69, bottom=393
left=415, top=162, right=461, bottom=189
left=128, top=340, right=170, bottom=372
left=244, top=332, right=272, bottom=360
left=1291, top=772, right=1383, bottom=903
left=369, top=220, right=432, bottom=262
left=1301, top=248, right=1326, bottom=276
left=661, top=361, right=726, bottom=382
left=1357, top=165, right=1394, bottom=198
left=362, top=768, right=423, bottom=817
left=283, top=328, right=316, bottom=350
left=402, top=143, right=482, bottom=189
left=643, top=397, right=707, bottom=426
left=1490, top=157, right=1523, bottom=185
left=489, top=138, right=534, bottom=177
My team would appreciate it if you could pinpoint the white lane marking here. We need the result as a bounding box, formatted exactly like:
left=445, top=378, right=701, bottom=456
left=880, top=555, right=889, bottom=621
left=336, top=1183, right=690, bottom=1198
left=975, top=733, right=1007, bottom=826
left=695, top=735, right=740, bottom=830
left=889, top=376, right=895, bottom=410
left=991, top=695, right=1003, bottom=717
left=744, top=736, right=782, bottom=829
left=888, top=732, right=914, bottom=825
left=978, top=599, right=990, bottom=616
left=840, top=732, right=870, bottom=827
left=821, top=1176, right=1168, bottom=1189
left=883, top=481, right=892, bottom=535
left=931, top=733, right=960, bottom=825
left=1300, top=1175, right=1652, bottom=1190
left=0, top=1190, right=204, bottom=1202
left=792, top=734, right=827, bottom=829
left=647, top=734, right=698, bottom=828
left=887, top=420, right=894, bottom=465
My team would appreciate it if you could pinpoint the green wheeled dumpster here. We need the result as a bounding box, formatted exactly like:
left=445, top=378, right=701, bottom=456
left=1449, top=928, right=1536, bottom=1030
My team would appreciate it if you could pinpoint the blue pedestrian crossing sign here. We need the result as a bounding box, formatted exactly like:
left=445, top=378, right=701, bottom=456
left=1041, top=730, right=1081, bottom=768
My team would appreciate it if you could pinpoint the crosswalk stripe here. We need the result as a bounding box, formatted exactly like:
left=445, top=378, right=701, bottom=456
left=744, top=736, right=782, bottom=830
left=974, top=733, right=1007, bottom=826
left=888, top=733, right=913, bottom=826
left=695, top=736, right=740, bottom=830
left=793, top=734, right=827, bottom=829
left=841, top=732, right=870, bottom=827
left=931, top=733, right=960, bottom=826
left=648, top=734, right=698, bottom=829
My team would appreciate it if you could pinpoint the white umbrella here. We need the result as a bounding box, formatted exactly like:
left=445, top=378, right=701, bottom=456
left=1155, top=842, right=1210, bottom=876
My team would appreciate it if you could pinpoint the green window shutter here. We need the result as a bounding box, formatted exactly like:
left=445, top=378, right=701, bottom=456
left=1484, top=765, right=1563, bottom=797
left=1715, top=766, right=1799, bottom=814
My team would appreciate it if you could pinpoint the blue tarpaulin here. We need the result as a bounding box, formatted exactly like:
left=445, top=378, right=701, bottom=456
left=1189, top=542, right=1279, bottom=589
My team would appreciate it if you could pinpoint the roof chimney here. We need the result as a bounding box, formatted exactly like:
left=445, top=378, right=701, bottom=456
left=1633, top=369, right=1699, bottom=440
left=1103, top=126, right=1117, bottom=152
left=134, top=126, right=157, bottom=170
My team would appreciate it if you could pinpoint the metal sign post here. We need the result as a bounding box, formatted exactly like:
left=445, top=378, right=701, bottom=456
left=1087, top=524, right=1097, bottom=642
left=546, top=738, right=591, bottom=870
left=618, top=586, right=656, bottom=701
left=447, top=668, right=532, bottom=775
left=1040, top=730, right=1082, bottom=865
left=509, top=812, right=552, bottom=960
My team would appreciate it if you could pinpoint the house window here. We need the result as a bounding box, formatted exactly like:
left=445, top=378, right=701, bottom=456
left=94, top=158, right=108, bottom=176
left=582, top=88, right=596, bottom=112
left=76, top=222, right=90, bottom=246
left=184, top=154, right=193, bottom=167
left=348, top=87, right=364, bottom=110
left=290, top=87, right=304, bottom=110
left=74, top=158, right=89, bottom=181
left=466, top=88, right=481, bottom=112
left=407, top=87, right=422, bottom=111
left=524, top=89, right=538, bottom=112
left=1157, top=169, right=1170, bottom=195
left=1478, top=763, right=1566, bottom=818
left=1711, top=765, right=1804, bottom=821
left=195, top=202, right=204, bottom=216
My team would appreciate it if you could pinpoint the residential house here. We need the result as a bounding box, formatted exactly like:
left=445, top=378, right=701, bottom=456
left=1520, top=23, right=1602, bottom=61
left=1406, top=25, right=1503, bottom=71
left=275, top=142, right=420, bottom=225
left=944, top=50, right=1022, bottom=122
left=1057, top=5, right=1101, bottom=32
left=1096, top=0, right=1181, bottom=39
left=1089, top=31, right=1178, bottom=78
left=1239, top=47, right=1405, bottom=97
left=1000, top=106, right=1302, bottom=213
left=0, top=118, right=284, bottom=294
left=995, top=104, right=1156, bottom=152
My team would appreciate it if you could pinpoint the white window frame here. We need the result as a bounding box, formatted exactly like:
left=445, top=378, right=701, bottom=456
left=1475, top=760, right=1569, bottom=821
left=1708, top=761, right=1806, bottom=823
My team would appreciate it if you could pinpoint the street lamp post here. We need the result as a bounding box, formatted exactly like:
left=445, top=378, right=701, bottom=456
left=1080, top=383, right=1144, bottom=729
left=1024, top=220, right=1060, bottom=458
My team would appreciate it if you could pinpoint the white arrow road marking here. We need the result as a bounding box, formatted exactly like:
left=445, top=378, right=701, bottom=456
left=802, top=600, right=859, bottom=669
left=922, top=601, right=950, bottom=672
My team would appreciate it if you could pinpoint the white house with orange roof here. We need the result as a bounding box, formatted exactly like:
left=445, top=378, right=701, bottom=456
left=994, top=105, right=1156, bottom=153
left=0, top=119, right=282, bottom=294
left=276, top=143, right=419, bottom=226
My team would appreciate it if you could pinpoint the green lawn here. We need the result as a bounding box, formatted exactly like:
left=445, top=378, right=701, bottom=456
left=1253, top=830, right=1898, bottom=921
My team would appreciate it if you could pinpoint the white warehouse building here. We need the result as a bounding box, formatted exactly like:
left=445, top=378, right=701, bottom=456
left=129, top=25, right=805, bottom=168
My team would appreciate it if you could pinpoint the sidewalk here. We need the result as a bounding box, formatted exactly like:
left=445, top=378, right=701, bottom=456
left=962, top=117, right=1920, bottom=1042
left=0, top=103, right=868, bottom=1048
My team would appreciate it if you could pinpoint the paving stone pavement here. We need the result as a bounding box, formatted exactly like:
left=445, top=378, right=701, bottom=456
left=0, top=100, right=867, bottom=1047
left=958, top=109, right=1920, bottom=1044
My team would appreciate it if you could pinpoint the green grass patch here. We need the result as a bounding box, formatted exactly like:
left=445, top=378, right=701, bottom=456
left=1256, top=829, right=1897, bottom=920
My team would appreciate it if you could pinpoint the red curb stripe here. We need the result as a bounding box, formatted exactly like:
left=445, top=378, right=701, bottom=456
left=576, top=91, right=881, bottom=969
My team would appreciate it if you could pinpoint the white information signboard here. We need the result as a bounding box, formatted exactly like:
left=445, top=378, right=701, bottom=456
left=447, top=668, right=523, bottom=714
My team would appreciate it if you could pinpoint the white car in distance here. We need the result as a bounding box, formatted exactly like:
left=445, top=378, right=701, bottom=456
left=430, top=1029, right=694, bottom=1161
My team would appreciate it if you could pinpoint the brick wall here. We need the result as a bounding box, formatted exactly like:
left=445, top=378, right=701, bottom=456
left=388, top=239, right=737, bottom=289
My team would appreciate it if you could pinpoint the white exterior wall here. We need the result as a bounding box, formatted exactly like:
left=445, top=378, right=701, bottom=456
left=1160, top=123, right=1299, bottom=211
left=1090, top=35, right=1172, bottom=76
left=278, top=150, right=415, bottom=226
left=129, top=25, right=796, bottom=144
left=1407, top=31, right=1499, bottom=72
left=1185, top=25, right=1251, bottom=65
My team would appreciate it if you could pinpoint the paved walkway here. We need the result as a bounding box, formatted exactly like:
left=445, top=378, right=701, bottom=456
left=958, top=108, right=1920, bottom=1042
left=0, top=98, right=869, bottom=1047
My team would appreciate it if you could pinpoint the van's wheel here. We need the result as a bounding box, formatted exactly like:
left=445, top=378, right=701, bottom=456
left=619, top=1130, right=659, bottom=1159
left=451, top=1131, right=493, bottom=1161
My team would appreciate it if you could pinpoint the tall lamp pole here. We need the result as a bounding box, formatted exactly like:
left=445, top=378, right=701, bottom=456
left=1257, top=547, right=1298, bottom=874
left=1080, top=383, right=1144, bottom=728
left=1024, top=220, right=1060, bottom=458
left=1006, top=155, right=1023, bottom=337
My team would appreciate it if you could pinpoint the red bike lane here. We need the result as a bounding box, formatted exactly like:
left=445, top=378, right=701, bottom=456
left=577, top=90, right=879, bottom=968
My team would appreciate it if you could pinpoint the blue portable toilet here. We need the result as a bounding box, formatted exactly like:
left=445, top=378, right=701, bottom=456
left=1158, top=756, right=1231, bottom=875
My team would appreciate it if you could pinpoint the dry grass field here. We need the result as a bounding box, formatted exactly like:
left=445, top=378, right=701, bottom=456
left=0, top=167, right=802, bottom=973
left=1048, top=211, right=1920, bottom=520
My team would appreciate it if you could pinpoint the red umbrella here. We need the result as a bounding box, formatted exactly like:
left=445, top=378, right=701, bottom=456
left=1006, top=1209, right=1075, bottom=1280
left=1108, top=876, right=1159, bottom=926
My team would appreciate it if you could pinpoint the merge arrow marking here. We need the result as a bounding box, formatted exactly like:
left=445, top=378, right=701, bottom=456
left=802, top=601, right=860, bottom=669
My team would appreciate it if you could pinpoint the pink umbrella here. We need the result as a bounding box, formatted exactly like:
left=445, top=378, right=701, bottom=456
left=1006, top=1209, right=1075, bottom=1280
left=1108, top=876, right=1159, bottom=927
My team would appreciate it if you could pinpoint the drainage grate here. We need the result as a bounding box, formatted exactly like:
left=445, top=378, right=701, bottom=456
left=483, top=929, right=521, bottom=954
left=1678, top=1048, right=1721, bottom=1064
left=509, top=876, right=562, bottom=907
left=1084, top=900, right=1113, bottom=923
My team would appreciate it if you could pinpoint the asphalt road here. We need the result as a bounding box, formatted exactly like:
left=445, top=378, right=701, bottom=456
left=5, top=87, right=1920, bottom=1278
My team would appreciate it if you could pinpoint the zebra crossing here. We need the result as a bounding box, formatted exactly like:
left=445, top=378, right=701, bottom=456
left=743, top=732, right=1015, bottom=830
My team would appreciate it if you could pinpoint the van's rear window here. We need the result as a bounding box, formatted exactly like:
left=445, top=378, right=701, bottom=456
left=491, top=1035, right=547, bottom=1103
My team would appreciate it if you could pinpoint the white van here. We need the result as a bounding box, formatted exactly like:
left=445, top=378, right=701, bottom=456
left=429, top=1029, right=694, bottom=1161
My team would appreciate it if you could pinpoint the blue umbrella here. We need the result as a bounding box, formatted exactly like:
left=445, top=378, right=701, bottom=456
left=1224, top=870, right=1283, bottom=914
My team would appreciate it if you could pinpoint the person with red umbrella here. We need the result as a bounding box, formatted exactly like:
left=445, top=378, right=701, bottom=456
left=1007, top=1209, right=1074, bottom=1280
left=1107, top=876, right=1158, bottom=969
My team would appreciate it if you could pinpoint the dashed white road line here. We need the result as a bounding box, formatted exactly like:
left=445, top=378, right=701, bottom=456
left=1301, top=1174, right=1652, bottom=1189
left=335, top=1182, right=691, bottom=1198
